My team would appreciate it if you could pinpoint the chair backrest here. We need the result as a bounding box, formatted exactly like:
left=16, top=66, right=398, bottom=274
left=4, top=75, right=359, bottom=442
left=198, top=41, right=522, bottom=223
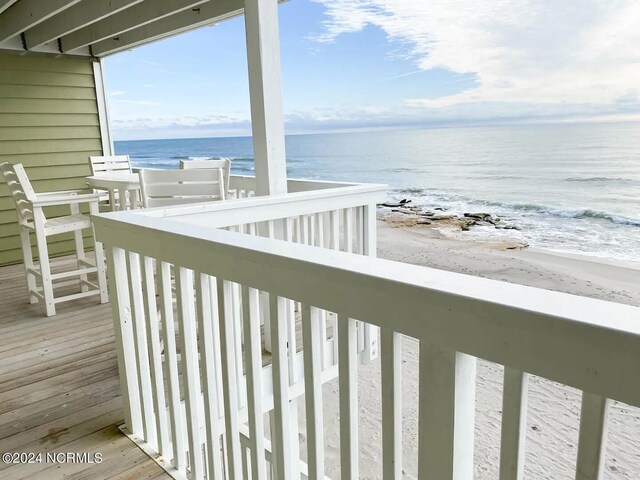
left=0, top=162, right=37, bottom=223
left=89, top=155, right=132, bottom=175
left=138, top=168, right=226, bottom=208
left=179, top=158, right=231, bottom=194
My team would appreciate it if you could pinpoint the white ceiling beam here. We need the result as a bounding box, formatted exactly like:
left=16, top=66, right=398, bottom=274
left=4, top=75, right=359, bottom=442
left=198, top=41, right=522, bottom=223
left=0, top=0, right=18, bottom=15
left=0, top=0, right=82, bottom=43
left=24, top=0, right=146, bottom=50
left=90, top=0, right=245, bottom=56
left=0, top=37, right=91, bottom=56
left=60, top=0, right=210, bottom=53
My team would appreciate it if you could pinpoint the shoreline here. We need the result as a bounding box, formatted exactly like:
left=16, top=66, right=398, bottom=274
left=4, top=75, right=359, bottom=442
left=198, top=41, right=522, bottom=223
left=376, top=217, right=639, bottom=307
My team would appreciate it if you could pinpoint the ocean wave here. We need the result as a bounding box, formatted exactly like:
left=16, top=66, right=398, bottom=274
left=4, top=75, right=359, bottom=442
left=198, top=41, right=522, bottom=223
left=508, top=205, right=640, bottom=226
left=564, top=176, right=632, bottom=183
left=386, top=167, right=420, bottom=173
left=390, top=188, right=640, bottom=227
left=396, top=187, right=435, bottom=194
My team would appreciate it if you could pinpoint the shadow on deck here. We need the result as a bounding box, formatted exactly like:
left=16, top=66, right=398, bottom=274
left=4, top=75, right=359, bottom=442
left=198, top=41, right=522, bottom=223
left=0, top=256, right=170, bottom=480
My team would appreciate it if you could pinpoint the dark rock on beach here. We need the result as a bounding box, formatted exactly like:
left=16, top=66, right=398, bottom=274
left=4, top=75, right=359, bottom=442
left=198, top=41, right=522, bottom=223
left=379, top=199, right=411, bottom=208
left=379, top=201, right=523, bottom=235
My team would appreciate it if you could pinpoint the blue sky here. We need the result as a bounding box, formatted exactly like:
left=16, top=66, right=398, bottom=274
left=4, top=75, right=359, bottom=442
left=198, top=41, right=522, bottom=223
left=104, top=0, right=640, bottom=140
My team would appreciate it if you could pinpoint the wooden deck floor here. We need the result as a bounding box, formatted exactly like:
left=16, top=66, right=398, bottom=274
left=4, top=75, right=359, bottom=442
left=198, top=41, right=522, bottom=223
left=0, top=257, right=171, bottom=480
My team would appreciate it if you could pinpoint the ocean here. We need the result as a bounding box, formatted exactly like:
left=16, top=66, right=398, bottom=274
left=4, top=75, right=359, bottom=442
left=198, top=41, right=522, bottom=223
left=115, top=122, right=640, bottom=263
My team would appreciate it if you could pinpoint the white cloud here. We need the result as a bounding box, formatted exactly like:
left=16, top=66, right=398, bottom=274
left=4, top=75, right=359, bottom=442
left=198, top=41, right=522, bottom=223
left=311, top=0, right=640, bottom=111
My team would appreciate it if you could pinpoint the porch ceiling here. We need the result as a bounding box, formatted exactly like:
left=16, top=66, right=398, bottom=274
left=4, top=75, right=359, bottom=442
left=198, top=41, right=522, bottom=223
left=0, top=0, right=249, bottom=59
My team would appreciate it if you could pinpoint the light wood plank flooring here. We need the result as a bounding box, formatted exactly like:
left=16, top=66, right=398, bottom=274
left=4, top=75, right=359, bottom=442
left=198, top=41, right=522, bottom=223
left=0, top=257, right=171, bottom=480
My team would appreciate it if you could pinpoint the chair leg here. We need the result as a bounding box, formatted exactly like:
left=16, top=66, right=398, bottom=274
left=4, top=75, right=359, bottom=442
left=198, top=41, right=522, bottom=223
left=94, top=240, right=109, bottom=304
left=90, top=202, right=109, bottom=304
left=19, top=228, right=37, bottom=304
left=34, top=227, right=55, bottom=317
left=71, top=204, right=89, bottom=293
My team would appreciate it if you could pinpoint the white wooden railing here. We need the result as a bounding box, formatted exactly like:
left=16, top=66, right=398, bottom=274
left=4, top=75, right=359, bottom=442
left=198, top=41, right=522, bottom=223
left=95, top=181, right=386, bottom=479
left=227, top=176, right=361, bottom=200
left=94, top=183, right=640, bottom=480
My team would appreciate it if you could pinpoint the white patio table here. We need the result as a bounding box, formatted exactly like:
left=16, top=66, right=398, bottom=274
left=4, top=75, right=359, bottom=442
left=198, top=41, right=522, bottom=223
left=86, top=171, right=141, bottom=211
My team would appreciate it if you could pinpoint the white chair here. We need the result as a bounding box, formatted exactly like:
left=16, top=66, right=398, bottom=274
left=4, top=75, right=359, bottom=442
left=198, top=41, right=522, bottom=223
left=180, top=158, right=231, bottom=197
left=89, top=155, right=133, bottom=210
left=138, top=168, right=226, bottom=208
left=89, top=154, right=132, bottom=175
left=1, top=163, right=108, bottom=316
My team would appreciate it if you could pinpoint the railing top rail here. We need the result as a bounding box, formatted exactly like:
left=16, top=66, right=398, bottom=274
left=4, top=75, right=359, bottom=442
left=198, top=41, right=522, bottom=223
left=93, top=212, right=640, bottom=408
left=104, top=182, right=387, bottom=227
left=229, top=174, right=371, bottom=190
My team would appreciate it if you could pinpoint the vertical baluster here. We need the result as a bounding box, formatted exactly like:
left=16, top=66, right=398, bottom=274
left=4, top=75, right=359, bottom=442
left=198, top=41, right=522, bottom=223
left=242, top=443, right=250, bottom=479
left=352, top=207, right=367, bottom=356
left=338, top=314, right=358, bottom=479
left=158, top=262, right=186, bottom=472
left=175, top=267, right=205, bottom=479
left=355, top=206, right=364, bottom=254
left=195, top=273, right=225, bottom=480
left=343, top=208, right=353, bottom=253
left=302, top=305, right=325, bottom=480
left=294, top=215, right=301, bottom=244
left=322, top=211, right=331, bottom=248
left=381, top=329, right=402, bottom=480
left=499, top=368, right=529, bottom=480
left=309, top=214, right=316, bottom=246
left=328, top=212, right=340, bottom=367
left=261, top=221, right=276, bottom=353
left=105, top=246, right=142, bottom=436
left=282, top=220, right=299, bottom=384
left=418, top=343, right=476, bottom=479
left=269, top=294, right=294, bottom=479
left=329, top=210, right=340, bottom=250
left=207, top=277, right=226, bottom=435
left=126, top=251, right=157, bottom=445
left=218, top=279, right=243, bottom=477
left=232, top=280, right=245, bottom=409
left=362, top=204, right=379, bottom=363
left=301, top=215, right=309, bottom=245
left=242, top=285, right=268, bottom=480
left=141, top=256, right=169, bottom=456
left=575, top=392, right=610, bottom=480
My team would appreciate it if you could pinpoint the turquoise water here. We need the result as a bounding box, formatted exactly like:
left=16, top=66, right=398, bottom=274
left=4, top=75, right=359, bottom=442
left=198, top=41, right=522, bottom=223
left=115, top=122, right=640, bottom=262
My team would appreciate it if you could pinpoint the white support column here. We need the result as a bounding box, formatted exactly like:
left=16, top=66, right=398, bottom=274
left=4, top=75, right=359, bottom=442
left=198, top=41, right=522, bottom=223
left=243, top=0, right=287, bottom=195
left=93, top=59, right=115, bottom=156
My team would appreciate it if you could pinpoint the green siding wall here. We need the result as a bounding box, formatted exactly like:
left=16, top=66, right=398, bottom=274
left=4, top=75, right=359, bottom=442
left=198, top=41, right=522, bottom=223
left=0, top=54, right=104, bottom=266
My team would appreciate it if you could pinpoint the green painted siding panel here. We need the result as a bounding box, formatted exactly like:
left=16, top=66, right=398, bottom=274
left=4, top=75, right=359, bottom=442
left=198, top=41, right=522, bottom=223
left=0, top=151, right=102, bottom=167
left=0, top=126, right=101, bottom=141
left=0, top=98, right=99, bottom=114
left=0, top=230, right=93, bottom=251
left=0, top=70, right=95, bottom=88
left=0, top=84, right=97, bottom=100
left=1, top=237, right=94, bottom=267
left=0, top=55, right=94, bottom=74
left=0, top=113, right=99, bottom=127
left=1, top=138, right=102, bottom=155
left=0, top=53, right=104, bottom=267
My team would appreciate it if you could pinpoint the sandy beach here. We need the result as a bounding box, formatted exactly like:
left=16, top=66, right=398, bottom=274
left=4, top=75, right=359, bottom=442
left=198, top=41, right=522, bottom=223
left=298, top=218, right=640, bottom=479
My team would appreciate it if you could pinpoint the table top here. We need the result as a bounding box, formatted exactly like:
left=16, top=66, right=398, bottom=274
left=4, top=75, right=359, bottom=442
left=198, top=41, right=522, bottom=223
left=86, top=172, right=140, bottom=190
